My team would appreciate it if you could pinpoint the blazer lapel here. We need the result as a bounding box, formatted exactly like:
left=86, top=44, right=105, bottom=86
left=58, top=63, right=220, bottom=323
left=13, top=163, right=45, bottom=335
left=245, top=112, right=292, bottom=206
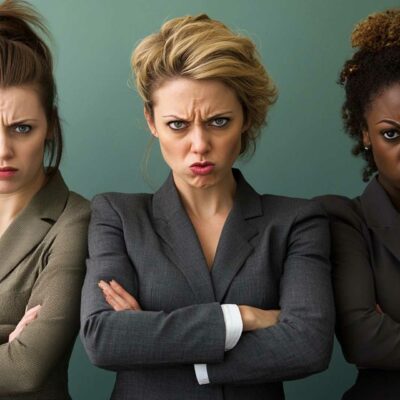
left=152, top=174, right=216, bottom=303
left=211, top=170, right=261, bottom=302
left=0, top=173, right=69, bottom=282
left=360, top=177, right=400, bottom=262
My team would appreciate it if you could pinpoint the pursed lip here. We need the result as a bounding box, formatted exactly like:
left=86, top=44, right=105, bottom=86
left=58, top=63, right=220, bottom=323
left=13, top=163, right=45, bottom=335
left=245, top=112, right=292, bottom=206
left=0, top=167, right=17, bottom=172
left=0, top=167, right=18, bottom=178
left=190, top=161, right=215, bottom=167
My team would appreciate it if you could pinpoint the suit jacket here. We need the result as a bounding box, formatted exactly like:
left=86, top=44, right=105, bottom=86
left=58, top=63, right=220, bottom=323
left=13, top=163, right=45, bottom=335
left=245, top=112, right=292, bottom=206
left=0, top=173, right=90, bottom=399
left=81, top=169, right=334, bottom=400
left=317, top=178, right=400, bottom=398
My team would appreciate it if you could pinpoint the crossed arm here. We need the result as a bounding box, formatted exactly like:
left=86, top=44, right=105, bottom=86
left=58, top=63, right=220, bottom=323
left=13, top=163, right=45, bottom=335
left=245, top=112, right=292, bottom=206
left=81, top=195, right=334, bottom=384
left=0, top=212, right=88, bottom=395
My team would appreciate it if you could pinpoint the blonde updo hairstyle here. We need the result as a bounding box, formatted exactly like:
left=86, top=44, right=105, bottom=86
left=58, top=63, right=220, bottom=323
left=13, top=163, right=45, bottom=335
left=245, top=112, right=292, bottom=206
left=131, top=14, right=277, bottom=157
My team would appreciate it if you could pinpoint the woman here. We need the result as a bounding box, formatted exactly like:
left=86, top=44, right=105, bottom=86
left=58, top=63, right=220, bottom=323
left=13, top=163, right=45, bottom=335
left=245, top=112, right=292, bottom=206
left=0, top=0, right=89, bottom=398
left=81, top=14, right=334, bottom=400
left=318, top=9, right=400, bottom=400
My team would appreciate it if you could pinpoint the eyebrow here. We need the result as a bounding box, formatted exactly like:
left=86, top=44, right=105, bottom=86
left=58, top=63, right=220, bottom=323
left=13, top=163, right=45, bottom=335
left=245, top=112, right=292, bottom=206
left=161, top=111, right=234, bottom=120
left=377, top=118, right=400, bottom=128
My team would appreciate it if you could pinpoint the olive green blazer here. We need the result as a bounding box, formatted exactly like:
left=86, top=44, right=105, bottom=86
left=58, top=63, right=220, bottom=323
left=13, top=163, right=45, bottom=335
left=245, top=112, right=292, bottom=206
left=0, top=173, right=90, bottom=399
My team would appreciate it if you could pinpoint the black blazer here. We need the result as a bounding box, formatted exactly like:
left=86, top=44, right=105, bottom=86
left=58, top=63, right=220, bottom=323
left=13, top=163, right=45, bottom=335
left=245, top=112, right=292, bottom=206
left=81, top=169, right=334, bottom=400
left=318, top=177, right=400, bottom=399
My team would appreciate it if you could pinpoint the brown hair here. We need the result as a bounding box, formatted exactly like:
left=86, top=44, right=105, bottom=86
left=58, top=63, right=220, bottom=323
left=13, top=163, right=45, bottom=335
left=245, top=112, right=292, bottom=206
left=131, top=14, right=277, bottom=157
left=0, top=0, right=62, bottom=173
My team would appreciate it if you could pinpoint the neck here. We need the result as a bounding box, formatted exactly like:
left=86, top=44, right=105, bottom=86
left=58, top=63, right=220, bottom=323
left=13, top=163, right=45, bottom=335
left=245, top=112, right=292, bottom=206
left=174, top=171, right=236, bottom=220
left=0, top=170, right=46, bottom=233
left=378, top=175, right=400, bottom=213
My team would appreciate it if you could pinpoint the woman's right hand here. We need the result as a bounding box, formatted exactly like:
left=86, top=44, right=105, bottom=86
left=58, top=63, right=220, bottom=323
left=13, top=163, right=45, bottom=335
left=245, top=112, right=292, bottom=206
left=98, top=280, right=142, bottom=311
left=238, top=305, right=280, bottom=331
left=8, top=305, right=41, bottom=342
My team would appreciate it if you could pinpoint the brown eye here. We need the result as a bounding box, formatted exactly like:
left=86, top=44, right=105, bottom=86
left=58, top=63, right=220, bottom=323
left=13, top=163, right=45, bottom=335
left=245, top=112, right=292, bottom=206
left=383, top=129, right=400, bottom=140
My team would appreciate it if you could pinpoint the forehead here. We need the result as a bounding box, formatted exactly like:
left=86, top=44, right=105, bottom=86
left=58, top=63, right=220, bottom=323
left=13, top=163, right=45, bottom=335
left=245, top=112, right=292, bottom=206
left=0, top=85, right=44, bottom=117
left=151, top=77, right=241, bottom=112
left=367, top=83, right=400, bottom=120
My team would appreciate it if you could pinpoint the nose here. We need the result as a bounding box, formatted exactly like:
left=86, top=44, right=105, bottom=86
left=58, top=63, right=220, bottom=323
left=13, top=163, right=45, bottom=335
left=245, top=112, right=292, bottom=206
left=0, top=130, right=13, bottom=161
left=190, top=125, right=210, bottom=154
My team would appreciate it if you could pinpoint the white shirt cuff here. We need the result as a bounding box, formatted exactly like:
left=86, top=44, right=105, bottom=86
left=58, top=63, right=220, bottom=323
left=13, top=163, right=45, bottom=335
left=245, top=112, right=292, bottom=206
left=221, top=304, right=243, bottom=351
left=194, top=363, right=209, bottom=385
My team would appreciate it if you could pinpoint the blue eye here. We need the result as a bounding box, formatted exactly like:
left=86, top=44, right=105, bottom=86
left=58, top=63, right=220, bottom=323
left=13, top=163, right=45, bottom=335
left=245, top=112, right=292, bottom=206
left=168, top=121, right=187, bottom=130
left=210, top=117, right=229, bottom=128
left=383, top=130, right=400, bottom=140
left=14, top=124, right=32, bottom=134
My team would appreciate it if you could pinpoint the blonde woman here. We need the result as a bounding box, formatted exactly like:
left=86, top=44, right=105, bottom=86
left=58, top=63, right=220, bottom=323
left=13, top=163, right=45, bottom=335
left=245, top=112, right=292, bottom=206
left=81, top=14, right=334, bottom=400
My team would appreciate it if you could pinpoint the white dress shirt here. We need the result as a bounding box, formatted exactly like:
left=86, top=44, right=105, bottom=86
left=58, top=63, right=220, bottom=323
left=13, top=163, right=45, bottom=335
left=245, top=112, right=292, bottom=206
left=194, top=304, right=243, bottom=385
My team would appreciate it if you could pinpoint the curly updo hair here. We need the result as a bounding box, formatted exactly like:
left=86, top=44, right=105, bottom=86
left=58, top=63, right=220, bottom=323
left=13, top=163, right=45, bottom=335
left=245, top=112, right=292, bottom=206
left=339, top=9, right=400, bottom=181
left=131, top=14, right=277, bottom=157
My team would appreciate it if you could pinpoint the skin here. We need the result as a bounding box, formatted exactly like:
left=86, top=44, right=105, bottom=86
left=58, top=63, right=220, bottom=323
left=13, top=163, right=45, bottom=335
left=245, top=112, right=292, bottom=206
left=0, top=86, right=49, bottom=340
left=102, top=77, right=280, bottom=332
left=363, top=83, right=400, bottom=211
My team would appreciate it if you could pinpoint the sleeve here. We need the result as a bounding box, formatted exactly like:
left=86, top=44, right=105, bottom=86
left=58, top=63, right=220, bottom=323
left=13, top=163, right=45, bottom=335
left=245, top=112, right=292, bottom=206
left=80, top=195, right=227, bottom=371
left=206, top=201, right=335, bottom=385
left=194, top=304, right=243, bottom=385
left=0, top=201, right=89, bottom=395
left=0, top=325, right=14, bottom=345
left=329, top=212, right=400, bottom=368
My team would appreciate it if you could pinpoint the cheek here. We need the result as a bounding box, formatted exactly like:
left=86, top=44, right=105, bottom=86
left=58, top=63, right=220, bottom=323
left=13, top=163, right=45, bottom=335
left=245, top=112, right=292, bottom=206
left=24, top=137, right=46, bottom=166
left=158, top=137, right=185, bottom=166
left=372, top=143, right=399, bottom=170
left=224, top=133, right=242, bottom=157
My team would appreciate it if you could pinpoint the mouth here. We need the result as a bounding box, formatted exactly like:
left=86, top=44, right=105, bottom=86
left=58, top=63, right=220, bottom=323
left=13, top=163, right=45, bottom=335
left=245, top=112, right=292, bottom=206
left=0, top=167, right=17, bottom=172
left=190, top=161, right=214, bottom=168
left=0, top=167, right=18, bottom=178
left=189, top=162, right=215, bottom=176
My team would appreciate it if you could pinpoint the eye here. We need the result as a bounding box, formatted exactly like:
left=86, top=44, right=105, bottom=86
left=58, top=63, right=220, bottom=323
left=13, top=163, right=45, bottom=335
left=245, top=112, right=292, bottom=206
left=14, top=124, right=32, bottom=134
left=382, top=129, right=400, bottom=140
left=209, top=117, right=229, bottom=128
left=168, top=121, right=188, bottom=130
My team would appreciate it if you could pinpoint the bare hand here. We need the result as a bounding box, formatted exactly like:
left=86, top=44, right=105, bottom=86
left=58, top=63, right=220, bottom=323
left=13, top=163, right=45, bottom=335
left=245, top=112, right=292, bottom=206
left=238, top=306, right=280, bottom=332
left=9, top=305, right=41, bottom=342
left=98, top=280, right=142, bottom=311
left=376, top=304, right=383, bottom=314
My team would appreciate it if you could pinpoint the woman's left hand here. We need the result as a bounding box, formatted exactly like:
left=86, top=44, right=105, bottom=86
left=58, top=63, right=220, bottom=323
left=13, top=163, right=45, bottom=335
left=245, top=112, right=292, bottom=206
left=98, top=280, right=142, bottom=311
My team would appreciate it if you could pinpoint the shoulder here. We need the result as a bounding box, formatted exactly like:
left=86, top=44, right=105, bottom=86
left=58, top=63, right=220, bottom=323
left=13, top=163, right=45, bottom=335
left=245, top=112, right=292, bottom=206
left=314, top=194, right=362, bottom=229
left=92, top=192, right=152, bottom=211
left=55, top=191, right=90, bottom=226
left=48, top=191, right=90, bottom=244
left=259, top=193, right=327, bottom=225
left=90, top=192, right=153, bottom=224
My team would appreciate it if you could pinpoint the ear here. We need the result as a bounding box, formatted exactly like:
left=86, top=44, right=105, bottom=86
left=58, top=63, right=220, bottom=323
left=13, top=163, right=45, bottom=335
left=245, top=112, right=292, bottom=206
left=362, top=130, right=371, bottom=147
left=144, top=107, right=158, bottom=138
left=241, top=118, right=251, bottom=134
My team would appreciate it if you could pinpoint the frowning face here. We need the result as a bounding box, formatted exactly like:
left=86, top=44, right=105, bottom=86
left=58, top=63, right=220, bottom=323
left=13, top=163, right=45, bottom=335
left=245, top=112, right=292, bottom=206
left=0, top=86, right=48, bottom=196
left=145, top=78, right=246, bottom=193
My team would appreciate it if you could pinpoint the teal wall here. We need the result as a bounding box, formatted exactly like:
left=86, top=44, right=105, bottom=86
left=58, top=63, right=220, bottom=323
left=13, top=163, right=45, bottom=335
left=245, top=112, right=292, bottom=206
left=30, top=1, right=398, bottom=398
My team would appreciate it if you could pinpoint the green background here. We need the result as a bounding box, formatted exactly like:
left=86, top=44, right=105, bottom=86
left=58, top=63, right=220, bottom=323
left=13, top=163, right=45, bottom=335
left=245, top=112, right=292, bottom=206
left=29, top=1, right=398, bottom=398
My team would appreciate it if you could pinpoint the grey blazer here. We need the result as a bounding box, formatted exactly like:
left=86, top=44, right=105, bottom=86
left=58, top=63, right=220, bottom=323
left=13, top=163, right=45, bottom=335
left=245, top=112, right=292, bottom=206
left=0, top=173, right=90, bottom=399
left=81, top=169, right=334, bottom=400
left=318, top=177, right=400, bottom=398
